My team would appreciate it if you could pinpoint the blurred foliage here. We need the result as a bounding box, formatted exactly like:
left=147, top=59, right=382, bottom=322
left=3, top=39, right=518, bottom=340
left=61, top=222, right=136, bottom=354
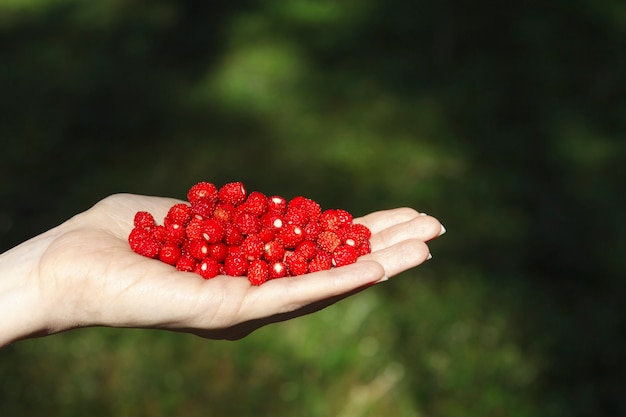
left=1, top=0, right=625, bottom=416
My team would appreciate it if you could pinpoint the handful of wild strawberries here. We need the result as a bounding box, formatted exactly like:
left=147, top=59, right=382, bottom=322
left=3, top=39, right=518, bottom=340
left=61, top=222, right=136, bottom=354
left=128, top=181, right=372, bottom=285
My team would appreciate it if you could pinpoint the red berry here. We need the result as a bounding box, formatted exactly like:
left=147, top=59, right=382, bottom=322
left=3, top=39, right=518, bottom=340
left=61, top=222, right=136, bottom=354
left=267, top=195, right=287, bottom=214
left=159, top=243, right=182, bottom=265
left=224, top=222, right=244, bottom=246
left=332, top=245, right=358, bottom=267
left=151, top=225, right=167, bottom=243
left=191, top=197, right=215, bottom=219
left=247, top=260, right=269, bottom=286
left=261, top=212, right=284, bottom=230
left=303, top=219, right=322, bottom=241
left=277, top=224, right=305, bottom=249
left=213, top=202, right=236, bottom=223
left=196, top=257, right=220, bottom=279
left=295, top=240, right=317, bottom=260
left=284, top=206, right=309, bottom=227
left=356, top=240, right=372, bottom=256
left=134, top=211, right=155, bottom=229
left=208, top=243, right=228, bottom=262
left=176, top=254, right=197, bottom=272
left=201, top=218, right=225, bottom=243
left=241, top=235, right=265, bottom=260
left=288, top=196, right=321, bottom=221
left=334, top=209, right=353, bottom=228
left=218, top=181, right=247, bottom=206
left=317, top=230, right=341, bottom=253
left=308, top=250, right=333, bottom=272
left=187, top=182, right=218, bottom=203
left=269, top=261, right=288, bottom=279
left=319, top=209, right=341, bottom=231
left=187, top=239, right=210, bottom=260
left=166, top=203, right=192, bottom=226
left=228, top=244, right=244, bottom=257
left=128, top=227, right=161, bottom=258
left=243, top=191, right=269, bottom=216
left=165, top=223, right=186, bottom=245
left=258, top=226, right=276, bottom=243
left=233, top=212, right=261, bottom=235
left=185, top=217, right=204, bottom=240
left=263, top=240, right=285, bottom=262
left=224, top=254, right=248, bottom=276
left=340, top=223, right=372, bottom=247
left=285, top=252, right=308, bottom=276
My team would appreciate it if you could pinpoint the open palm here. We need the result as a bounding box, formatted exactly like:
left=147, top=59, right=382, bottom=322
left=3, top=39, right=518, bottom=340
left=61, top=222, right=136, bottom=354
left=32, top=193, right=442, bottom=340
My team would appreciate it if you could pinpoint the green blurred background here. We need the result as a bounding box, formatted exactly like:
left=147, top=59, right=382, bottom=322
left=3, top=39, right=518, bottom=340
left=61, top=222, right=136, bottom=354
left=1, top=1, right=624, bottom=416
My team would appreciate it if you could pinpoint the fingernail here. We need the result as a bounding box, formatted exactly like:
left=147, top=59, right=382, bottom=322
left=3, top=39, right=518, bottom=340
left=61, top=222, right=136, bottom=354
left=439, top=224, right=446, bottom=236
left=375, top=275, right=389, bottom=284
left=427, top=253, right=433, bottom=260
left=419, top=212, right=428, bottom=217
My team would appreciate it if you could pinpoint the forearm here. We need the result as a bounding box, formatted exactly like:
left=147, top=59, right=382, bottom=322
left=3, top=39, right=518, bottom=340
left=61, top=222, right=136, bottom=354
left=0, top=230, right=58, bottom=347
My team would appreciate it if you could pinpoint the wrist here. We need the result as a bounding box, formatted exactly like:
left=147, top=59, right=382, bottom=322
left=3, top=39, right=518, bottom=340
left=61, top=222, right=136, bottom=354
left=0, top=228, right=61, bottom=346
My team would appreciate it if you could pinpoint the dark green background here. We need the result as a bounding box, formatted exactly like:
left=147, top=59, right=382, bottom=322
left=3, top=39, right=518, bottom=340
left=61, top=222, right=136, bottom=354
left=1, top=1, right=624, bottom=416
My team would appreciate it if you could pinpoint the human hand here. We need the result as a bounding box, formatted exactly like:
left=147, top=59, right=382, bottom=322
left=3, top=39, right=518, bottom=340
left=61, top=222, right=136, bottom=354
left=0, top=193, right=444, bottom=345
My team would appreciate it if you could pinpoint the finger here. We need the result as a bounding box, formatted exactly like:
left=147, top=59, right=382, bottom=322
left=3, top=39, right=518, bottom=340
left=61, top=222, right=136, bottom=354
left=360, top=238, right=431, bottom=279
left=369, top=214, right=443, bottom=252
left=354, top=207, right=421, bottom=234
left=237, top=260, right=385, bottom=322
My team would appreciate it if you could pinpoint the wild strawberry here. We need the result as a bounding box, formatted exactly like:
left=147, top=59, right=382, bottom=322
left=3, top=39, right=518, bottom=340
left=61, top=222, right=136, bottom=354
left=241, top=235, right=265, bottom=260
left=308, top=250, right=333, bottom=272
left=187, top=182, right=218, bottom=203
left=227, top=244, right=244, bottom=257
left=261, top=212, right=284, bottom=230
left=303, top=219, right=322, bottom=241
left=277, top=223, right=305, bottom=249
left=243, top=191, right=269, bottom=216
left=288, top=196, right=321, bottom=221
left=267, top=195, right=287, bottom=215
left=224, top=254, right=248, bottom=276
left=317, top=230, right=341, bottom=253
left=285, top=252, right=308, bottom=276
left=263, top=240, right=285, bottom=262
left=233, top=212, right=261, bottom=235
left=332, top=245, right=358, bottom=267
left=196, top=257, right=220, bottom=279
left=191, top=197, right=215, bottom=219
left=224, top=222, right=244, bottom=246
left=247, top=260, right=269, bottom=286
left=208, top=243, right=228, bottom=262
left=165, top=203, right=191, bottom=226
left=218, top=181, right=247, bottom=206
left=319, top=209, right=340, bottom=231
left=129, top=227, right=160, bottom=258
left=269, top=261, right=288, bottom=279
left=258, top=226, right=276, bottom=243
left=356, top=240, right=372, bottom=256
left=201, top=218, right=225, bottom=243
left=185, top=217, right=205, bottom=240
left=159, top=243, right=182, bottom=266
left=187, top=239, right=210, bottom=260
left=295, top=240, right=317, bottom=260
left=165, top=223, right=186, bottom=245
left=334, top=209, right=353, bottom=228
left=340, top=223, right=372, bottom=247
left=151, top=225, right=167, bottom=243
left=134, top=211, right=155, bottom=229
left=212, top=202, right=236, bottom=223
left=284, top=206, right=309, bottom=227
left=176, top=254, right=197, bottom=272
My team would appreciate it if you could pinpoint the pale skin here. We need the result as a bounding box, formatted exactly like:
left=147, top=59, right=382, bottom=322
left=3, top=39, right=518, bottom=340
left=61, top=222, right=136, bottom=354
left=0, top=193, right=445, bottom=347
